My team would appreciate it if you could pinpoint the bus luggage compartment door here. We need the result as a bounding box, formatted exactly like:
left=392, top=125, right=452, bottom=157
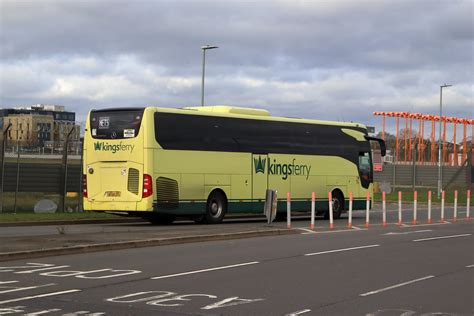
left=86, top=161, right=143, bottom=204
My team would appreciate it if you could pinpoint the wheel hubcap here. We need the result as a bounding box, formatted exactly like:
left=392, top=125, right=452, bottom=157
left=210, top=200, right=222, bottom=217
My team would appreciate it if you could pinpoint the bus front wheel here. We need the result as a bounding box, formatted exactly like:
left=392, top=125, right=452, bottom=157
left=205, top=191, right=227, bottom=224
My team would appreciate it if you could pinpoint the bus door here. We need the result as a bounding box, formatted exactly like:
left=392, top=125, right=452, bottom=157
left=252, top=154, right=269, bottom=204
left=358, top=151, right=372, bottom=195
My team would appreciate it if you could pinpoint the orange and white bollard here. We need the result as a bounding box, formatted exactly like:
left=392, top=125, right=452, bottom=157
left=365, top=191, right=370, bottom=228
left=382, top=191, right=387, bottom=227
left=440, top=190, right=445, bottom=223
left=412, top=191, right=417, bottom=225
left=328, top=191, right=334, bottom=230
left=348, top=192, right=353, bottom=229
left=466, top=190, right=471, bottom=220
left=398, top=191, right=402, bottom=226
left=310, top=192, right=315, bottom=230
left=287, top=192, right=291, bottom=229
left=427, top=190, right=432, bottom=224
left=453, top=190, right=458, bottom=222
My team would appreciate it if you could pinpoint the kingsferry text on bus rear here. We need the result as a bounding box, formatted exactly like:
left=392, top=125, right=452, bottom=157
left=93, top=141, right=135, bottom=154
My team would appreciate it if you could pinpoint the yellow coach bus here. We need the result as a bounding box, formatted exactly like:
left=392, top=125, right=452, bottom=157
left=82, top=106, right=385, bottom=224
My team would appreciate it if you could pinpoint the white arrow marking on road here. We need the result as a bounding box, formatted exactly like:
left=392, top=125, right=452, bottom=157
left=383, top=230, right=432, bottom=235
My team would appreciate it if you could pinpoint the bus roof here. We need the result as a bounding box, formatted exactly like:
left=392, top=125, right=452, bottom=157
left=145, top=105, right=367, bottom=130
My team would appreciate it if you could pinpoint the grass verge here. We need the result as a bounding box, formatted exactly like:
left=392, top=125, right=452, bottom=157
left=374, top=189, right=469, bottom=204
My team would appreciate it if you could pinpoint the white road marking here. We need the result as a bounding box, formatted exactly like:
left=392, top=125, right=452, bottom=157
left=383, top=230, right=432, bottom=236
left=351, top=226, right=362, bottom=230
left=0, top=289, right=81, bottom=305
left=15, top=265, right=70, bottom=274
left=302, top=228, right=367, bottom=235
left=304, top=244, right=380, bottom=256
left=360, top=275, right=435, bottom=297
left=25, top=309, right=62, bottom=315
left=151, top=261, right=259, bottom=280
left=0, top=281, right=18, bottom=284
left=466, top=264, right=474, bottom=268
left=413, top=234, right=472, bottom=242
left=401, top=222, right=450, bottom=227
left=0, top=283, right=56, bottom=294
left=285, top=309, right=312, bottom=315
left=296, top=228, right=316, bottom=234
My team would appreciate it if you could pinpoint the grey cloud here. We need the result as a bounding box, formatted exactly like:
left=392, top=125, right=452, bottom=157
left=0, top=0, right=472, bottom=130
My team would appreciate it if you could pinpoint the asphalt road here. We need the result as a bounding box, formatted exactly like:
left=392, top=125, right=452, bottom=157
left=0, top=217, right=472, bottom=315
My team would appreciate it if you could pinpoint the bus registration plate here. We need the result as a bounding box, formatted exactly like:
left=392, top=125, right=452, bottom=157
left=105, top=191, right=121, bottom=197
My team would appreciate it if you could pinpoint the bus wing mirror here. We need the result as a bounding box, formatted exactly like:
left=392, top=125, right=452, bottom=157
left=365, top=136, right=386, bottom=157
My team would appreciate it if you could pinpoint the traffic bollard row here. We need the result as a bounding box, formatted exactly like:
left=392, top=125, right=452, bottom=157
left=285, top=189, right=471, bottom=231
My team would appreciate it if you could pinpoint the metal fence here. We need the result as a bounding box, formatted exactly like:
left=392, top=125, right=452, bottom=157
left=374, top=163, right=472, bottom=191
left=1, top=124, right=82, bottom=213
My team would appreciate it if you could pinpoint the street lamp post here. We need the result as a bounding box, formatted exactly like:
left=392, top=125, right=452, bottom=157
left=201, top=45, right=218, bottom=106
left=437, top=84, right=452, bottom=198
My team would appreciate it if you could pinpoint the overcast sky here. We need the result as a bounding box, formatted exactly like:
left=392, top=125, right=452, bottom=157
left=0, top=0, right=473, bottom=133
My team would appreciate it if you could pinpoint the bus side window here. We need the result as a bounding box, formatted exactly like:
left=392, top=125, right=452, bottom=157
left=358, top=152, right=372, bottom=184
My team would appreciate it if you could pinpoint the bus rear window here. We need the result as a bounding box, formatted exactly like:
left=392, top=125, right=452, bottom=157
left=90, top=109, right=144, bottom=139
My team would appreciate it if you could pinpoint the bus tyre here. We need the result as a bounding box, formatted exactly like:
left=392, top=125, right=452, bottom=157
left=205, top=191, right=227, bottom=224
left=325, top=191, right=344, bottom=220
left=275, top=212, right=287, bottom=222
left=145, top=214, right=175, bottom=225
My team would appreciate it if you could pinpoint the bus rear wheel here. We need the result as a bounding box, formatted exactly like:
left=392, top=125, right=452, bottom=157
left=205, top=191, right=227, bottom=224
left=325, top=191, right=344, bottom=220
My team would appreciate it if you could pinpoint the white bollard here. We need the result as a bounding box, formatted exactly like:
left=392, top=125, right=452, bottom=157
left=441, top=190, right=445, bottom=223
left=398, top=191, right=402, bottom=226
left=382, top=191, right=387, bottom=227
left=310, top=192, right=315, bottom=230
left=453, top=190, right=458, bottom=222
left=348, top=191, right=353, bottom=229
left=287, top=192, right=291, bottom=229
left=427, top=190, right=432, bottom=224
left=413, top=191, right=417, bottom=225
left=466, top=190, right=471, bottom=220
left=365, top=191, right=370, bottom=228
left=328, top=191, right=334, bottom=230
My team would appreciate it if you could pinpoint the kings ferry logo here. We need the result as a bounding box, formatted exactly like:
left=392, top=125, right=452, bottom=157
left=253, top=156, right=312, bottom=180
left=254, top=156, right=266, bottom=174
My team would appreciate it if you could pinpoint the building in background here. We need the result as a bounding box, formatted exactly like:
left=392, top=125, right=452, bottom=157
left=0, top=104, right=80, bottom=149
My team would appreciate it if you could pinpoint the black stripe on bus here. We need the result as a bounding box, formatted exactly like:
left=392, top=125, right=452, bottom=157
left=153, top=112, right=370, bottom=164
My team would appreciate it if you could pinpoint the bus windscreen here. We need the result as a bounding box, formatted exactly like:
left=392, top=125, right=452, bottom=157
left=90, top=109, right=144, bottom=139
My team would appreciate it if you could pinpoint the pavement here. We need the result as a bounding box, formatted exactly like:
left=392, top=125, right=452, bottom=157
left=0, top=202, right=470, bottom=262
left=0, top=216, right=295, bottom=262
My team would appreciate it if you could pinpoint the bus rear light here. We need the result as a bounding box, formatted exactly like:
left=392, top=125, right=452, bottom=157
left=142, top=174, right=153, bottom=198
left=82, top=174, right=88, bottom=198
